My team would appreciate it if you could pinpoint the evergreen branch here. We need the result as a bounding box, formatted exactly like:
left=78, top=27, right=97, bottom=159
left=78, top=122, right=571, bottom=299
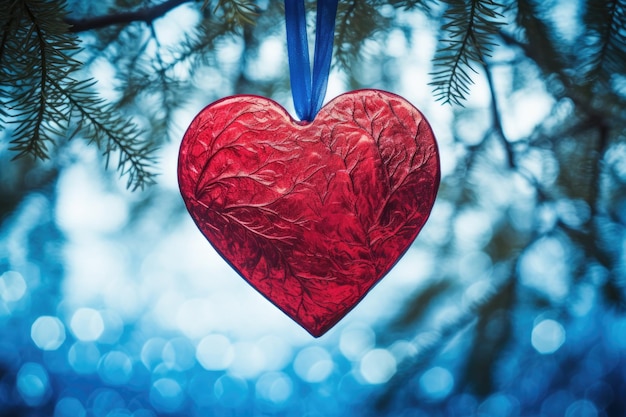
left=25, top=4, right=49, bottom=159
left=335, top=0, right=393, bottom=71
left=169, top=23, right=219, bottom=69
left=59, top=78, right=157, bottom=190
left=513, top=0, right=564, bottom=76
left=430, top=0, right=506, bottom=105
left=0, top=16, right=12, bottom=131
left=3, top=0, right=77, bottom=160
left=212, top=0, right=260, bottom=28
left=149, top=22, right=173, bottom=123
left=335, top=0, right=358, bottom=70
left=583, top=0, right=626, bottom=85
left=387, top=0, right=435, bottom=12
left=167, top=5, right=247, bottom=71
left=1, top=0, right=157, bottom=190
left=65, top=0, right=191, bottom=33
left=145, top=22, right=188, bottom=139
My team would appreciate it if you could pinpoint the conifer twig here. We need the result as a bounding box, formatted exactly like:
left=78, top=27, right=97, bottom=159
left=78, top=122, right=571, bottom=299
left=430, top=0, right=505, bottom=105
left=1, top=0, right=157, bottom=190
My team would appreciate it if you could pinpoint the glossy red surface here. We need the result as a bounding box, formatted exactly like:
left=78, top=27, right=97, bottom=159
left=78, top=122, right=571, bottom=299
left=178, top=89, right=440, bottom=336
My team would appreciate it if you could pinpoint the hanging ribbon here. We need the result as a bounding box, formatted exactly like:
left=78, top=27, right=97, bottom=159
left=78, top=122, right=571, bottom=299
left=285, top=0, right=338, bottom=122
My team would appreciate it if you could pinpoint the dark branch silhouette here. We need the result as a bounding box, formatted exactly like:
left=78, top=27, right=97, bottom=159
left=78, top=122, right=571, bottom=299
left=65, top=0, right=191, bottom=33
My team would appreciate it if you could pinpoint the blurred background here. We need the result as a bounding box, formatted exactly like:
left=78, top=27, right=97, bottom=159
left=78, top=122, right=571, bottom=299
left=1, top=0, right=626, bottom=416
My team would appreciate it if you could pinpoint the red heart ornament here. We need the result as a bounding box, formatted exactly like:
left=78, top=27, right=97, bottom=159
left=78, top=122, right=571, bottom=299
left=178, top=89, right=440, bottom=337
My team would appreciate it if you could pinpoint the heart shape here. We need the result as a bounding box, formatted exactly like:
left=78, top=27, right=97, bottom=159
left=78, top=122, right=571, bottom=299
left=178, top=89, right=440, bottom=336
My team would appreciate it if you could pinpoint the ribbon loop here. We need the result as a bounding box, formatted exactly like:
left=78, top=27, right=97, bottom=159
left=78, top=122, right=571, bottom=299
left=285, top=0, right=338, bottom=122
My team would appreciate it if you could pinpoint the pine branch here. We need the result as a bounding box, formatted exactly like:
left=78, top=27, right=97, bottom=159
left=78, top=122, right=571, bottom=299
left=1, top=0, right=157, bottom=190
left=65, top=0, right=260, bottom=33
left=387, top=0, right=435, bottom=12
left=335, top=0, right=393, bottom=71
left=145, top=23, right=189, bottom=140
left=335, top=0, right=359, bottom=69
left=211, top=0, right=260, bottom=28
left=65, top=0, right=191, bottom=33
left=583, top=0, right=626, bottom=86
left=170, top=20, right=223, bottom=69
left=0, top=15, right=12, bottom=131
left=167, top=0, right=258, bottom=72
left=513, top=0, right=566, bottom=77
left=2, top=0, right=79, bottom=160
left=430, top=0, right=506, bottom=105
left=61, top=78, right=157, bottom=190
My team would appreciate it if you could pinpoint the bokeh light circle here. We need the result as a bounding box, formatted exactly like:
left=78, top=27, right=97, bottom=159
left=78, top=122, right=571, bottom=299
left=54, top=397, right=86, bottom=417
left=532, top=319, right=566, bottom=354
left=68, top=341, right=101, bottom=374
left=17, top=362, right=50, bottom=406
left=140, top=337, right=167, bottom=371
left=196, top=334, right=234, bottom=370
left=90, top=388, right=125, bottom=417
left=419, top=366, right=454, bottom=400
left=98, top=350, right=133, bottom=385
left=70, top=308, right=104, bottom=342
left=478, top=393, right=520, bottom=417
left=293, top=346, right=334, bottom=383
left=214, top=374, right=249, bottom=408
left=255, top=371, right=293, bottom=404
left=339, top=325, right=376, bottom=361
left=359, top=348, right=397, bottom=384
left=150, top=378, right=184, bottom=412
left=565, top=399, right=598, bottom=417
left=0, top=270, right=27, bottom=302
left=31, top=315, right=66, bottom=350
left=162, top=337, right=196, bottom=371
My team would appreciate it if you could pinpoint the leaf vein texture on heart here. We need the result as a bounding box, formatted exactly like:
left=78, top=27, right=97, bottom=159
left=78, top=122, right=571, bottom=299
left=178, top=89, right=440, bottom=337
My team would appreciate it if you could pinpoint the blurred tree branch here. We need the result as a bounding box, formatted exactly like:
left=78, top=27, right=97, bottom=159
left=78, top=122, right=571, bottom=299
left=375, top=273, right=517, bottom=411
left=65, top=0, right=190, bottom=33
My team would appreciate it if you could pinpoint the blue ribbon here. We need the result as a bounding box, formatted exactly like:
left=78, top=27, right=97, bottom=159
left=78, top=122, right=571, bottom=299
left=285, top=0, right=338, bottom=122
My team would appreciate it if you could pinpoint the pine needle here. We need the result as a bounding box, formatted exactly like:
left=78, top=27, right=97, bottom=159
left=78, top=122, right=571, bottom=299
left=430, top=0, right=506, bottom=105
left=0, top=0, right=157, bottom=190
left=583, top=0, right=626, bottom=86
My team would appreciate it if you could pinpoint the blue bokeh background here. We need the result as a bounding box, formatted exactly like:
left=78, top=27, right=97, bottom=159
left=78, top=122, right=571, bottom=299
left=3, top=189, right=626, bottom=415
